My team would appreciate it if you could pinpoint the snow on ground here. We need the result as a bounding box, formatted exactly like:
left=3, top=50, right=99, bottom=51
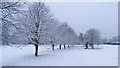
left=3, top=45, right=118, bottom=66
left=0, top=45, right=2, bottom=67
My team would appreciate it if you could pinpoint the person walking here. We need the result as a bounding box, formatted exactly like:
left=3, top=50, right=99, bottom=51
left=85, top=42, right=89, bottom=49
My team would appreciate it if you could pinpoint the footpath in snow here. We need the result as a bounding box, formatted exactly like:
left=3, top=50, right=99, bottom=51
left=3, top=45, right=118, bottom=66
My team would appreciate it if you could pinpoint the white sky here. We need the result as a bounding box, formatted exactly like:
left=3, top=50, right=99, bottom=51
left=46, top=2, right=118, bottom=39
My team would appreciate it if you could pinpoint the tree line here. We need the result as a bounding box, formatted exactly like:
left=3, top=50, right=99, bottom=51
left=1, top=2, right=79, bottom=56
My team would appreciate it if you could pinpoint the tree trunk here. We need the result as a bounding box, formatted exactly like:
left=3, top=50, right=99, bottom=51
left=91, top=44, right=94, bottom=49
left=52, top=44, right=54, bottom=51
left=59, top=44, right=62, bottom=50
left=85, top=42, right=88, bottom=49
left=35, top=44, right=38, bottom=57
left=68, top=45, right=69, bottom=48
left=34, top=38, right=39, bottom=57
left=63, top=44, right=66, bottom=49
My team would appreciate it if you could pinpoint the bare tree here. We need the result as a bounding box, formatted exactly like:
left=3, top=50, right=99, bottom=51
left=79, top=33, right=84, bottom=45
left=45, top=18, right=60, bottom=51
left=85, top=29, right=101, bottom=49
left=0, top=2, right=25, bottom=45
left=23, top=2, right=52, bottom=57
left=56, top=22, right=79, bottom=49
left=102, top=38, right=108, bottom=44
left=112, top=36, right=118, bottom=43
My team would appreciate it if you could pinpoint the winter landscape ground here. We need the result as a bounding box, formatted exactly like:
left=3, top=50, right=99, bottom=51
left=0, top=46, right=2, bottom=67
left=2, top=45, right=118, bottom=66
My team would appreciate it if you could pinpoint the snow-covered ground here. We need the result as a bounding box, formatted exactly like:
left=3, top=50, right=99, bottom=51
left=0, top=45, right=2, bottom=67
left=2, top=45, right=118, bottom=66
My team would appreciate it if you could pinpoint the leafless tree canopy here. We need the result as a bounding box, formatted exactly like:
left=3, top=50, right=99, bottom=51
left=1, top=2, right=79, bottom=47
left=85, top=29, right=101, bottom=45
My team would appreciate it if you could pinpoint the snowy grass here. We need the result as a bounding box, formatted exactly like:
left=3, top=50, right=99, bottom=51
left=0, top=45, right=2, bottom=67
left=2, top=44, right=118, bottom=66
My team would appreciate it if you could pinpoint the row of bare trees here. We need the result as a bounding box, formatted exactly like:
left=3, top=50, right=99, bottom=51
left=1, top=2, right=79, bottom=56
left=2, top=1, right=115, bottom=56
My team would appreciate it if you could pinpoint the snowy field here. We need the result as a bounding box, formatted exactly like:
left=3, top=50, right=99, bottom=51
left=0, top=46, right=2, bottom=67
left=2, top=45, right=118, bottom=66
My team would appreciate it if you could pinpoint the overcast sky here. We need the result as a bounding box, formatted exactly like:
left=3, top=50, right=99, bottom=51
left=46, top=2, right=118, bottom=39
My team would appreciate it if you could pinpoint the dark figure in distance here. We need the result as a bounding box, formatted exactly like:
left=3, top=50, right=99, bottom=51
left=51, top=41, right=54, bottom=51
left=85, top=42, right=89, bottom=49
